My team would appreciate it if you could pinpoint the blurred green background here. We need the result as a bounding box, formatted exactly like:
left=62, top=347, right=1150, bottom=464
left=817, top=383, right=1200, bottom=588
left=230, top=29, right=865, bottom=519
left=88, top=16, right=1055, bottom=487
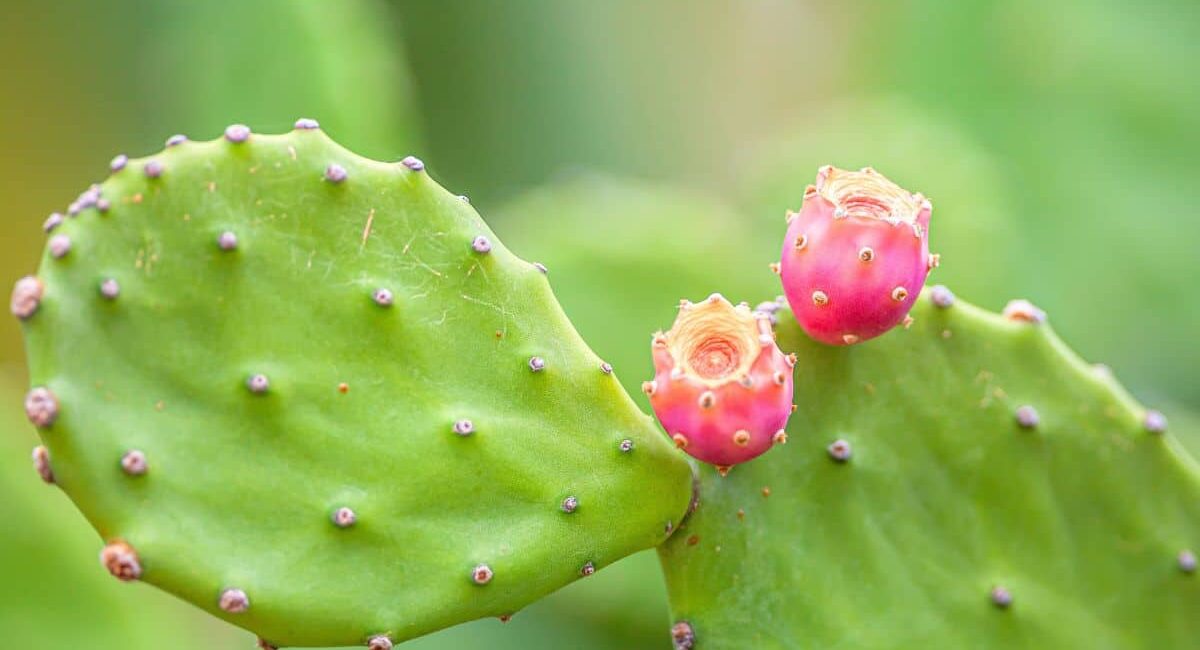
left=2, top=1, right=1197, bottom=648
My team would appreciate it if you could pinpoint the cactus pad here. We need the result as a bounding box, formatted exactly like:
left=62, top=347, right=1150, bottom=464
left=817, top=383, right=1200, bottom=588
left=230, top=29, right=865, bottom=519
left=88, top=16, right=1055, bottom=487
left=659, top=294, right=1200, bottom=648
left=14, top=127, right=691, bottom=647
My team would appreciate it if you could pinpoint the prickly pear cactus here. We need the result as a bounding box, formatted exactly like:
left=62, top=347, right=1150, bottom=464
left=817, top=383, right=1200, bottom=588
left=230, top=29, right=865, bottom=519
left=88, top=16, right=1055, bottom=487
left=12, top=126, right=691, bottom=648
left=659, top=294, right=1200, bottom=648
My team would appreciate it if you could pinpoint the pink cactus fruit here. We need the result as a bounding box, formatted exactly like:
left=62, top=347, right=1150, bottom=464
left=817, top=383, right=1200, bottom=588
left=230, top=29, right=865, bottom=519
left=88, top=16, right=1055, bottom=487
left=778, top=165, right=937, bottom=346
left=644, top=293, right=795, bottom=471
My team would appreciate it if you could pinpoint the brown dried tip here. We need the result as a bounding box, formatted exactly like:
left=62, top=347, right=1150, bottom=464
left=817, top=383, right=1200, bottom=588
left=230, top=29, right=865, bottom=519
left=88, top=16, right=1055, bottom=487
left=100, top=541, right=142, bottom=581
left=671, top=621, right=696, bottom=650
left=772, top=429, right=788, bottom=445
left=32, top=445, right=54, bottom=484
left=672, top=433, right=688, bottom=449
left=25, top=387, right=59, bottom=428
left=257, top=639, right=278, bottom=650
left=10, top=276, right=44, bottom=320
left=1002, top=299, right=1046, bottom=324
left=716, top=465, right=731, bottom=477
left=367, top=634, right=394, bottom=650
left=732, top=430, right=751, bottom=447
left=219, top=588, right=250, bottom=613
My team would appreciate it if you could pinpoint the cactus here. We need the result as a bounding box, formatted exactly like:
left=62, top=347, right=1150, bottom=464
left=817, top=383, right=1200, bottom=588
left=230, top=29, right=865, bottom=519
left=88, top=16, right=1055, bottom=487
left=644, top=293, right=794, bottom=471
left=659, top=294, right=1200, bottom=648
left=777, top=165, right=933, bottom=345
left=13, top=127, right=692, bottom=647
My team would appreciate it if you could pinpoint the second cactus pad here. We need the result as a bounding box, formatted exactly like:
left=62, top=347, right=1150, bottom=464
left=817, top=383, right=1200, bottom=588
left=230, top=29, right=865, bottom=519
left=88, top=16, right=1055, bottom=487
left=15, top=127, right=692, bottom=647
left=659, top=294, right=1200, bottom=649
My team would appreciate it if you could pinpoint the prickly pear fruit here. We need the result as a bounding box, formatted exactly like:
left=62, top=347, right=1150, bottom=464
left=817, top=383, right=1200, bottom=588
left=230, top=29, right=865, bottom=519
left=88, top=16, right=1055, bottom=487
left=778, top=165, right=935, bottom=345
left=645, top=294, right=794, bottom=471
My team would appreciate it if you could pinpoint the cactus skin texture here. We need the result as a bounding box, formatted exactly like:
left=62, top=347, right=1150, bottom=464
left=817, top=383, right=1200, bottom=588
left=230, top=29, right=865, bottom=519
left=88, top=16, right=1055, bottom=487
left=779, top=165, right=934, bottom=345
left=646, top=294, right=794, bottom=470
left=658, top=293, right=1200, bottom=648
left=14, top=126, right=692, bottom=647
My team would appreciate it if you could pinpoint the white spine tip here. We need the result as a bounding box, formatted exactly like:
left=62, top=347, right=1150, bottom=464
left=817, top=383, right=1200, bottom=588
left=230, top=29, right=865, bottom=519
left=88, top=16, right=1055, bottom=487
left=218, top=231, right=238, bottom=251
left=1015, top=405, right=1040, bottom=429
left=373, top=288, right=394, bottom=307
left=930, top=285, right=955, bottom=308
left=332, top=507, right=357, bottom=528
left=224, top=124, right=251, bottom=143
left=49, top=235, right=72, bottom=259
left=324, top=163, right=348, bottom=183
left=827, top=439, right=852, bottom=462
left=219, top=588, right=250, bottom=613
left=11, top=276, right=44, bottom=320
left=452, top=419, right=474, bottom=436
left=472, top=564, right=494, bottom=585
left=100, top=278, right=120, bottom=300
left=247, top=374, right=270, bottom=394
left=120, top=450, right=148, bottom=476
left=24, top=387, right=59, bottom=428
left=990, top=586, right=1012, bottom=608
left=1179, top=550, right=1197, bottom=573
left=1144, top=410, right=1168, bottom=434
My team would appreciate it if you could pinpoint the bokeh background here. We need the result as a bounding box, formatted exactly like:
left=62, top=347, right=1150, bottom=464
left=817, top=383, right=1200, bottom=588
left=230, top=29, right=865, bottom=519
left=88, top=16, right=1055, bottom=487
left=2, top=1, right=1197, bottom=648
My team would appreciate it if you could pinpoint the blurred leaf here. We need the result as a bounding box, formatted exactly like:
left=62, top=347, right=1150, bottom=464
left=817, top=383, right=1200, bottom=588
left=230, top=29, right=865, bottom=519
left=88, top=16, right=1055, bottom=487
left=139, top=0, right=420, bottom=158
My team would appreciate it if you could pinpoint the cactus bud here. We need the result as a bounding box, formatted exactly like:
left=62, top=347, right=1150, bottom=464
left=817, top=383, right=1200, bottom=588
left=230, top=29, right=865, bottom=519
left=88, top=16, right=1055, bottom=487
left=645, top=294, right=794, bottom=467
left=779, top=165, right=932, bottom=345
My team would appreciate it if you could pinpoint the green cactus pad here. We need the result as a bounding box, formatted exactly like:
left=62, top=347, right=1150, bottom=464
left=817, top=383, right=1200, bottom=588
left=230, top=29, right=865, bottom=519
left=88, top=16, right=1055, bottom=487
left=16, top=128, right=691, bottom=647
left=659, top=295, right=1200, bottom=648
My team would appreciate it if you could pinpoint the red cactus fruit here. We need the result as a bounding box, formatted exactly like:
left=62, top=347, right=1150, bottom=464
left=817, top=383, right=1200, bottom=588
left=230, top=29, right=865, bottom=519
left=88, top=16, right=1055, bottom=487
left=778, top=165, right=936, bottom=345
left=644, top=294, right=795, bottom=471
